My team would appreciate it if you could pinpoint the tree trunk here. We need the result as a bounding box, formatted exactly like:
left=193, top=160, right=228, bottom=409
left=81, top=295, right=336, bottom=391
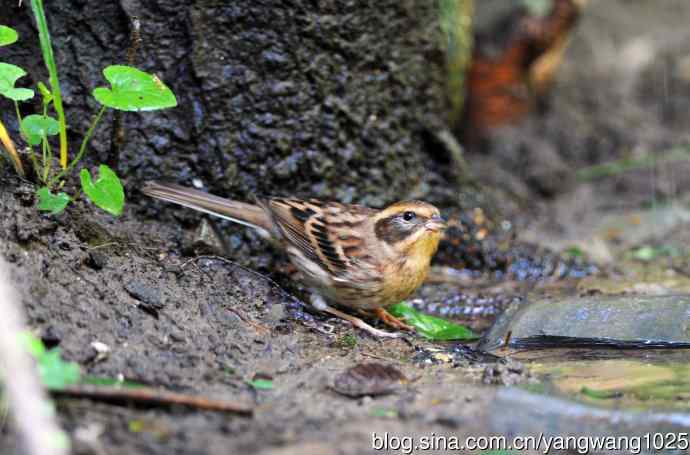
left=1, top=0, right=454, bottom=210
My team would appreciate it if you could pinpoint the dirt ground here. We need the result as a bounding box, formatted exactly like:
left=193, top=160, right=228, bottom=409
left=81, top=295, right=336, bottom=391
left=3, top=1, right=690, bottom=454
left=0, top=174, right=508, bottom=455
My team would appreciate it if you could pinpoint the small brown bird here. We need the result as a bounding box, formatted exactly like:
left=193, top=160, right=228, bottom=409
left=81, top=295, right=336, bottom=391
left=142, top=182, right=446, bottom=337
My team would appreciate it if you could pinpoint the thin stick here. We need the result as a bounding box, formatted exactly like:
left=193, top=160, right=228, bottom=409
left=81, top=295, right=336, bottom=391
left=183, top=256, right=300, bottom=333
left=109, top=17, right=141, bottom=171
left=53, top=385, right=253, bottom=415
left=227, top=307, right=270, bottom=334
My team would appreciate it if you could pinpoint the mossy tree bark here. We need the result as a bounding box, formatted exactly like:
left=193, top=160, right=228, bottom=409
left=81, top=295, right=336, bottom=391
left=1, top=1, right=461, bottom=213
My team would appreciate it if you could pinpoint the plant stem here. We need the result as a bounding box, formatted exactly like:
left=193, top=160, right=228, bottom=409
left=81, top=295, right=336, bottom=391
left=50, top=106, right=106, bottom=186
left=75, top=106, right=107, bottom=168
left=0, top=119, right=25, bottom=177
left=30, top=0, right=68, bottom=169
left=27, top=145, right=41, bottom=182
left=41, top=138, right=49, bottom=183
left=42, top=103, right=52, bottom=182
left=109, top=17, right=142, bottom=172
left=13, top=101, right=22, bottom=125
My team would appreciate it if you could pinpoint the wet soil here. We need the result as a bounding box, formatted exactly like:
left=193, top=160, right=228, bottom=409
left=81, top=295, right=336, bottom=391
left=3, top=1, right=690, bottom=454
left=0, top=174, right=502, bottom=455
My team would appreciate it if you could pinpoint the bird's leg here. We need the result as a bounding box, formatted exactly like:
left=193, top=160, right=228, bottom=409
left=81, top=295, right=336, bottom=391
left=373, top=308, right=415, bottom=332
left=309, top=294, right=400, bottom=338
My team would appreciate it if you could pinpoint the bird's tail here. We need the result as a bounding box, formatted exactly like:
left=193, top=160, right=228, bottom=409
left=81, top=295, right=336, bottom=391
left=141, top=182, right=273, bottom=233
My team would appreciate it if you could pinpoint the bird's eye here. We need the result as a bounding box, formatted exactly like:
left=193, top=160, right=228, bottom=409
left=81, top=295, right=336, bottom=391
left=403, top=211, right=416, bottom=221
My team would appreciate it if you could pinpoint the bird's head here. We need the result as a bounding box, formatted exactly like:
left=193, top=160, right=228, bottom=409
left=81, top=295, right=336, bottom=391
left=374, top=201, right=446, bottom=261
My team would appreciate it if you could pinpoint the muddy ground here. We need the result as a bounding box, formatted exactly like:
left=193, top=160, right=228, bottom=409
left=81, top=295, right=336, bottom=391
left=0, top=175, right=507, bottom=455
left=3, top=0, right=690, bottom=454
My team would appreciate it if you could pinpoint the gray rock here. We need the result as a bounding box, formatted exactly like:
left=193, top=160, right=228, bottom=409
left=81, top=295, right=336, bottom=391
left=480, top=294, right=690, bottom=351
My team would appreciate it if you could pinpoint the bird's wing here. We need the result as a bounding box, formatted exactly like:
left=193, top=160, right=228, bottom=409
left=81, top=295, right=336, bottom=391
left=263, top=198, right=378, bottom=281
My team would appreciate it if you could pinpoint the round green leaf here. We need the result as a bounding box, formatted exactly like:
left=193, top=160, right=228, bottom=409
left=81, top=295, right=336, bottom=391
left=21, top=114, right=59, bottom=145
left=0, top=25, right=18, bottom=46
left=80, top=165, right=125, bottom=216
left=92, top=65, right=177, bottom=111
left=37, top=187, right=70, bottom=215
left=0, top=62, right=35, bottom=101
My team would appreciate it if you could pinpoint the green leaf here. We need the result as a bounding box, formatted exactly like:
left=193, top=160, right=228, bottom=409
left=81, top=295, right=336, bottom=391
left=581, top=386, right=622, bottom=399
left=248, top=379, right=274, bottom=390
left=80, top=165, right=125, bottom=216
left=0, top=62, right=35, bottom=101
left=388, top=302, right=479, bottom=341
left=37, top=81, right=53, bottom=105
left=82, top=376, right=145, bottom=388
left=36, top=187, right=70, bottom=215
left=0, top=25, right=18, bottom=46
left=20, top=332, right=81, bottom=390
left=632, top=245, right=658, bottom=262
left=370, top=407, right=398, bottom=418
left=563, top=245, right=584, bottom=258
left=38, top=348, right=81, bottom=389
left=93, top=65, right=177, bottom=111
left=21, top=114, right=59, bottom=145
left=18, top=332, right=46, bottom=357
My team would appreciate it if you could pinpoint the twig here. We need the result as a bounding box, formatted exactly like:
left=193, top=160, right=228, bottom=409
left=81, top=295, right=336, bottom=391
left=360, top=351, right=403, bottom=363
left=52, top=384, right=253, bottom=415
left=183, top=256, right=300, bottom=333
left=86, top=242, right=120, bottom=250
left=227, top=307, right=270, bottom=334
left=228, top=307, right=271, bottom=333
left=109, top=17, right=141, bottom=171
left=183, top=255, right=306, bottom=308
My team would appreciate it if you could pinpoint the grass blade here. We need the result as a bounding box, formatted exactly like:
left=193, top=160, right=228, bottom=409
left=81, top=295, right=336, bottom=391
left=30, top=0, right=68, bottom=169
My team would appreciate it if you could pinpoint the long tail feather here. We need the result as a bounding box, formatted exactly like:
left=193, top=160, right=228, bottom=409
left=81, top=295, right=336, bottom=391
left=141, top=182, right=273, bottom=234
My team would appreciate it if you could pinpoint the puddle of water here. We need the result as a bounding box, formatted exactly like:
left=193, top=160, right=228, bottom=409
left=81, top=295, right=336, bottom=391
left=526, top=354, right=690, bottom=411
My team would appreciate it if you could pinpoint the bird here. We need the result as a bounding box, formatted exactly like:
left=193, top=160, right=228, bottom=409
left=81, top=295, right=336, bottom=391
left=142, top=182, right=446, bottom=337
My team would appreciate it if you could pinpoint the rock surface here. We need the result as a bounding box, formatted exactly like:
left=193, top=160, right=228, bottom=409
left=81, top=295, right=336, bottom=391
left=480, top=294, right=690, bottom=351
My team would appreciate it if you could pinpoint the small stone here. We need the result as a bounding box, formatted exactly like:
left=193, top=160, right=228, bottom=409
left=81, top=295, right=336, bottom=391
left=482, top=359, right=534, bottom=386
left=125, top=280, right=164, bottom=317
left=41, top=325, right=62, bottom=348
left=86, top=251, right=108, bottom=270
left=332, top=363, right=408, bottom=398
left=90, top=341, right=111, bottom=363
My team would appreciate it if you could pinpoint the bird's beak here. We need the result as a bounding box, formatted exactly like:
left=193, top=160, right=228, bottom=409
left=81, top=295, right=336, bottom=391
left=425, top=215, right=447, bottom=233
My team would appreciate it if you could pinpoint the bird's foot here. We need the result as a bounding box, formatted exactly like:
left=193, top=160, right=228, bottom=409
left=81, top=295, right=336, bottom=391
left=373, top=308, right=415, bottom=332
left=309, top=295, right=401, bottom=338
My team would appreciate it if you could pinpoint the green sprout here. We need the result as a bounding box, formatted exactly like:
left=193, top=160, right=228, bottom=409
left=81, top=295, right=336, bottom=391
left=18, top=332, right=81, bottom=390
left=248, top=379, right=274, bottom=390
left=334, top=332, right=358, bottom=349
left=0, top=0, right=177, bottom=216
